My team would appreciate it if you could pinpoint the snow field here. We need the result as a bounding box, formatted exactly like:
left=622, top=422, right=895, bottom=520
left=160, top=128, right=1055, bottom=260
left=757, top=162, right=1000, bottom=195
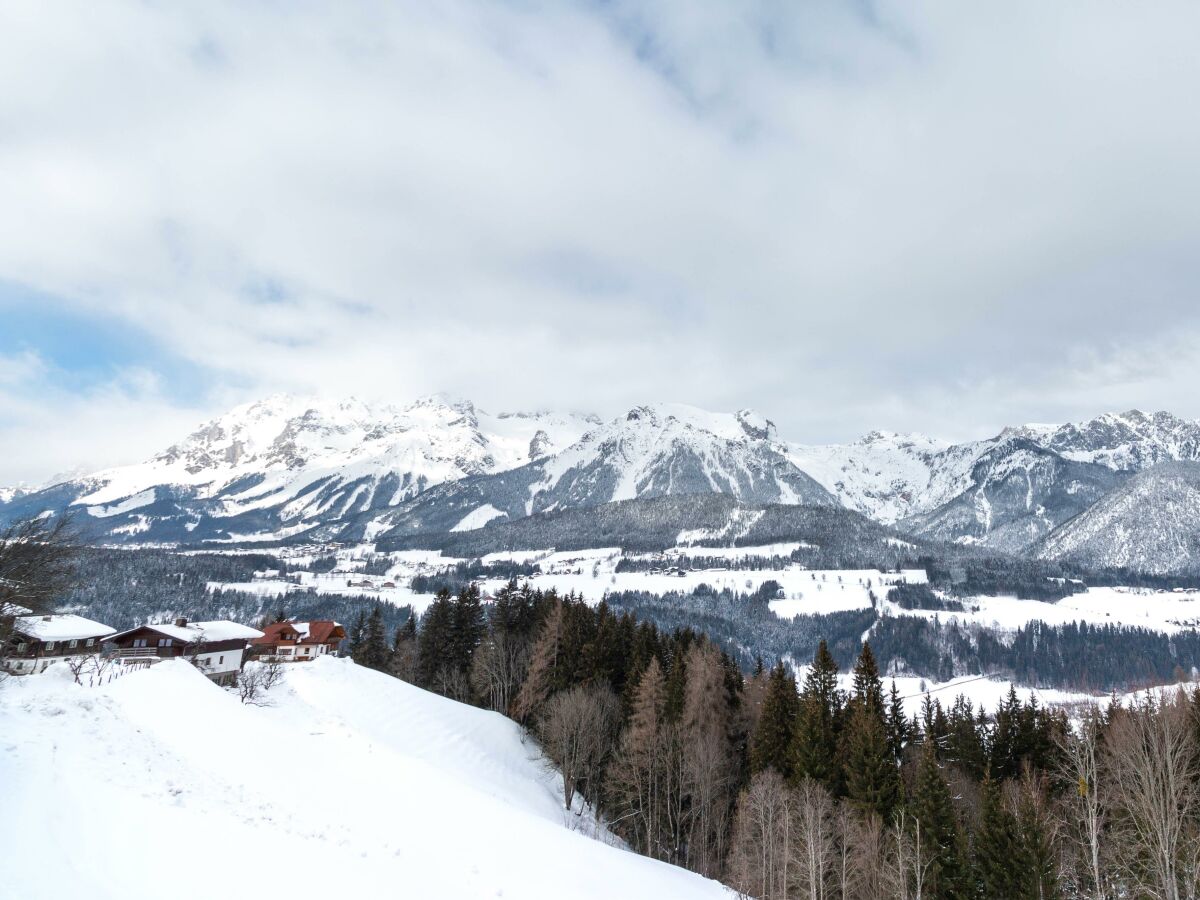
left=0, top=658, right=730, bottom=900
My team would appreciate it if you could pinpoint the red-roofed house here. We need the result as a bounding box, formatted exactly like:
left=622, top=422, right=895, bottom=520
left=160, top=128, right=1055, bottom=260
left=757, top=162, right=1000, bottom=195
left=251, top=620, right=346, bottom=662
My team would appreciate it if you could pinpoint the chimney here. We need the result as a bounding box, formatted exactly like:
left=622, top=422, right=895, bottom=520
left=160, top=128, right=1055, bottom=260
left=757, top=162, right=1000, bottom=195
left=42, top=615, right=52, bottom=622
left=175, top=617, right=188, bottom=627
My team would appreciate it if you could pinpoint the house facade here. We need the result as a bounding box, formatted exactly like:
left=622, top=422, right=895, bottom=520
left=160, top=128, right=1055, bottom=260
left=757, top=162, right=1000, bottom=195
left=251, top=620, right=346, bottom=662
left=104, top=618, right=264, bottom=686
left=2, top=614, right=117, bottom=675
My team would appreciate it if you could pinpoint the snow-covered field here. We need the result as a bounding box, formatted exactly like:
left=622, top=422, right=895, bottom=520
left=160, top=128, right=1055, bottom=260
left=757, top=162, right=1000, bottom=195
left=883, top=586, right=1200, bottom=635
left=0, top=658, right=729, bottom=900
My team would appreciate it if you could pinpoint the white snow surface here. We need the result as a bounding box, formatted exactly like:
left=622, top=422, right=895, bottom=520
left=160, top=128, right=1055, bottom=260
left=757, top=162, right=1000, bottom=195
left=109, top=619, right=264, bottom=643
left=14, top=613, right=116, bottom=641
left=451, top=503, right=507, bottom=531
left=0, top=659, right=729, bottom=900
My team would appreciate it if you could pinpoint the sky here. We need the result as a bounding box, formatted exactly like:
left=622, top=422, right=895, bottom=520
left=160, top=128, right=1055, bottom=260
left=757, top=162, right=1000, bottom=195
left=3, top=1, right=1200, bottom=485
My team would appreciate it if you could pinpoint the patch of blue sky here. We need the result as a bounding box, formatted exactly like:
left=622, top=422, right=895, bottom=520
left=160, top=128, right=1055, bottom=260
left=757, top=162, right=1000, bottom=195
left=0, top=280, right=223, bottom=403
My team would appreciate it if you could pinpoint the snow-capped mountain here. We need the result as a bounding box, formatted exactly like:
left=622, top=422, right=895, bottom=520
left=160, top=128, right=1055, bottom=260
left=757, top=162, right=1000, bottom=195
left=1037, top=462, right=1200, bottom=575
left=792, top=410, right=1200, bottom=551
left=6, top=395, right=1200, bottom=564
left=358, top=403, right=836, bottom=540
left=1007, top=410, right=1200, bottom=471
left=0, top=394, right=598, bottom=543
left=899, top=438, right=1125, bottom=552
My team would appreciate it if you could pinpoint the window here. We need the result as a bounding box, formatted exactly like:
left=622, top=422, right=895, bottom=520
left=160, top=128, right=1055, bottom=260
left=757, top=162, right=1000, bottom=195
left=45, top=641, right=55, bottom=651
left=69, top=639, right=79, bottom=649
left=16, top=642, right=26, bottom=653
left=86, top=638, right=95, bottom=647
left=133, top=638, right=148, bottom=648
left=157, top=638, right=172, bottom=648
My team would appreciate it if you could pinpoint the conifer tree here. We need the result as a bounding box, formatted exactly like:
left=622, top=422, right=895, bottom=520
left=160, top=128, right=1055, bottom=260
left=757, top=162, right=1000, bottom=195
left=347, top=609, right=367, bottom=659
left=910, top=740, right=967, bottom=900
left=975, top=774, right=1021, bottom=900
left=355, top=604, right=390, bottom=671
left=886, top=680, right=909, bottom=761
left=750, top=661, right=799, bottom=777
left=415, top=589, right=455, bottom=690
left=790, top=640, right=842, bottom=788
left=840, top=643, right=900, bottom=819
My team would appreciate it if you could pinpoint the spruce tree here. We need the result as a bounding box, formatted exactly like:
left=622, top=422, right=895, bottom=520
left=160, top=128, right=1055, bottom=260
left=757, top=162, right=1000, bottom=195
left=840, top=643, right=900, bottom=818
left=790, top=640, right=842, bottom=788
left=975, top=775, right=1021, bottom=900
left=749, top=661, right=799, bottom=777
left=910, top=741, right=967, bottom=900
left=416, top=589, right=455, bottom=689
left=347, top=608, right=367, bottom=659
left=356, top=604, right=390, bottom=671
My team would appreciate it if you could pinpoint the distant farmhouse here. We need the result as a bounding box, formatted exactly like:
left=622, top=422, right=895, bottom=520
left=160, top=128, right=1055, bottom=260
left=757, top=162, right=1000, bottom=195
left=251, top=620, right=346, bottom=662
left=104, top=618, right=264, bottom=686
left=3, top=614, right=117, bottom=674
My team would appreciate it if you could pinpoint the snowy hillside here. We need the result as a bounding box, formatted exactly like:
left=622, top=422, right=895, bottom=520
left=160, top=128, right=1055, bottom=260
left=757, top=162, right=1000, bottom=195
left=0, top=658, right=729, bottom=900
left=1037, top=462, right=1200, bottom=575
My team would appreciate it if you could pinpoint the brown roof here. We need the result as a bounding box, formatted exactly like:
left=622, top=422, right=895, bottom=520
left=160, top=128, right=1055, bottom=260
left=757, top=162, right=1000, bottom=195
left=251, top=620, right=345, bottom=647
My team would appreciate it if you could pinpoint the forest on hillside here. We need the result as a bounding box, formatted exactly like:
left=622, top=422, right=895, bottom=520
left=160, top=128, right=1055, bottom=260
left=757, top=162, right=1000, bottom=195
left=344, top=581, right=1200, bottom=899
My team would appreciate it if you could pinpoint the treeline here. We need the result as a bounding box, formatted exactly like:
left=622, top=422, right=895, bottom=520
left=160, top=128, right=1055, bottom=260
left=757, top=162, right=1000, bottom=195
left=56, top=548, right=415, bottom=635
left=346, top=580, right=1200, bottom=898
left=870, top=617, right=1200, bottom=693
left=409, top=559, right=540, bottom=595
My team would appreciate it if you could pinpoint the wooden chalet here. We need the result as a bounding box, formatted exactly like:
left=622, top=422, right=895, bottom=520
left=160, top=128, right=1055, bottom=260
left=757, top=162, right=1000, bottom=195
left=2, top=614, right=117, bottom=675
left=103, top=617, right=264, bottom=686
left=250, top=620, right=346, bottom=662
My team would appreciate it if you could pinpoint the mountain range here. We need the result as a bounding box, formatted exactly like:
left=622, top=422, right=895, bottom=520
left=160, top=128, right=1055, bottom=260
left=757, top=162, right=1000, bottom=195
left=4, top=396, right=1200, bottom=574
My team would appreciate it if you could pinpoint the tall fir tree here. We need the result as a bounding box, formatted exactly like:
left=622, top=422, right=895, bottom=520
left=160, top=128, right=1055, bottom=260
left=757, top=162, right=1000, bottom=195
left=355, top=604, right=390, bottom=671
left=974, top=774, right=1021, bottom=900
left=910, top=740, right=968, bottom=900
left=840, top=643, right=900, bottom=819
left=790, top=639, right=842, bottom=788
left=415, top=589, right=455, bottom=689
left=749, top=661, right=799, bottom=777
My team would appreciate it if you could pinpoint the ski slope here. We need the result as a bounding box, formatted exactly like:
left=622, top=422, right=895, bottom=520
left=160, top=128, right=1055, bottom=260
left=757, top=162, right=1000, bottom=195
left=0, top=658, right=730, bottom=900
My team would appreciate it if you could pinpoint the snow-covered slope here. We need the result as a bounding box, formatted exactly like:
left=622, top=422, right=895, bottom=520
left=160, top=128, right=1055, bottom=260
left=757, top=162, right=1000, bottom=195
left=1037, top=462, right=1200, bottom=575
left=0, top=658, right=728, bottom=900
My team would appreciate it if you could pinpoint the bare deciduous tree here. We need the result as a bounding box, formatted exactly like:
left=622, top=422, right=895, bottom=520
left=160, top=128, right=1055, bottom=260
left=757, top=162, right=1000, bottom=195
left=539, top=684, right=621, bottom=812
left=793, top=777, right=836, bottom=900
left=1105, top=691, right=1200, bottom=900
left=0, top=513, right=78, bottom=671
left=1056, top=706, right=1109, bottom=900
left=470, top=631, right=529, bottom=714
left=236, top=659, right=286, bottom=705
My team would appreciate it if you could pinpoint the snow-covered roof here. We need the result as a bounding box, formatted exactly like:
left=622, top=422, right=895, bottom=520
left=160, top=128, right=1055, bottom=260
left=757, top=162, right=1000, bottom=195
left=110, top=620, right=264, bottom=643
left=15, top=614, right=116, bottom=642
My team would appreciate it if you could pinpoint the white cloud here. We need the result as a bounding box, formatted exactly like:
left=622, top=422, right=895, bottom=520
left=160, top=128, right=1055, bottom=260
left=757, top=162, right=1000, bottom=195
left=2, top=0, right=1200, bottom=483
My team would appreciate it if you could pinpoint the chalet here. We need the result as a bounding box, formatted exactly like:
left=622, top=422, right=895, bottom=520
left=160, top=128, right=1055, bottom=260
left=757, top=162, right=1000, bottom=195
left=3, top=614, right=117, bottom=675
left=104, top=618, right=264, bottom=686
left=250, top=620, right=346, bottom=662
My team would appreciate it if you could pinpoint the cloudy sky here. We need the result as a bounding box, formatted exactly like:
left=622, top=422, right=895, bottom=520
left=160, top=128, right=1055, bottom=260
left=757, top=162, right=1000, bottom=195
left=3, top=1, right=1200, bottom=485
